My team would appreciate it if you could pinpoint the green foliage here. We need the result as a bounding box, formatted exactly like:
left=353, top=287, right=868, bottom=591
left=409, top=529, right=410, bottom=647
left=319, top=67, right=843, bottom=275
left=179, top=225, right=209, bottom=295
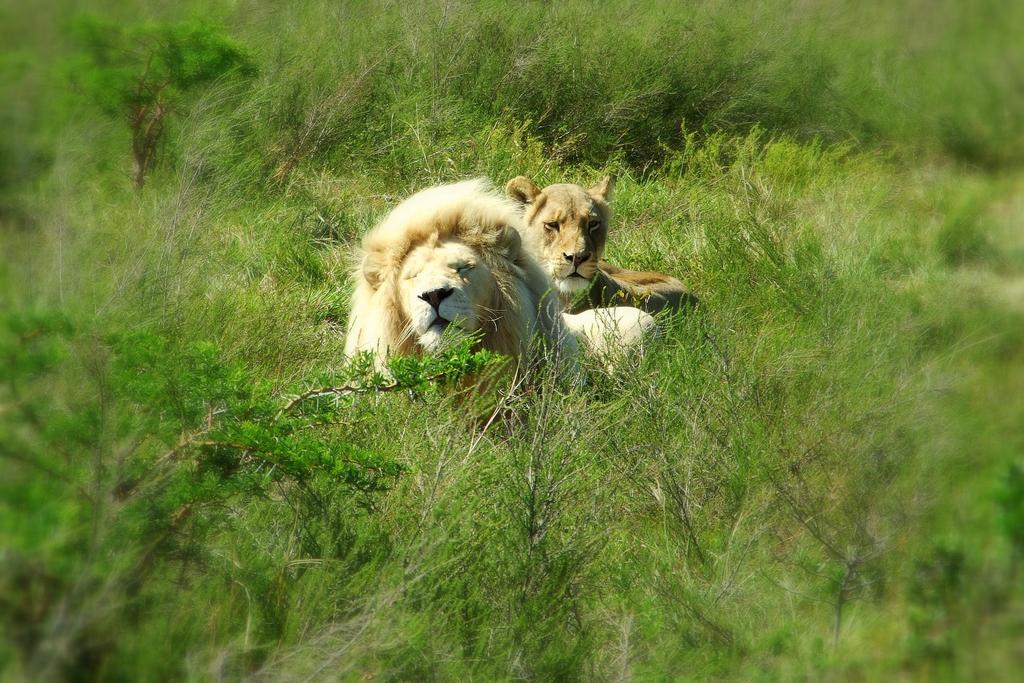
left=66, top=14, right=256, bottom=186
left=935, top=192, right=997, bottom=267
left=0, top=313, right=500, bottom=678
left=997, top=463, right=1024, bottom=564
left=108, top=330, right=406, bottom=500
left=2, top=0, right=1024, bottom=680
left=905, top=540, right=965, bottom=662
left=67, top=15, right=256, bottom=116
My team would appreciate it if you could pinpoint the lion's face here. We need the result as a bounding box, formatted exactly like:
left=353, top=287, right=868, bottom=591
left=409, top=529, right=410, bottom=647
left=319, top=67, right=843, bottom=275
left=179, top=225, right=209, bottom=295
left=345, top=179, right=577, bottom=368
left=506, top=176, right=613, bottom=297
left=397, top=238, right=495, bottom=352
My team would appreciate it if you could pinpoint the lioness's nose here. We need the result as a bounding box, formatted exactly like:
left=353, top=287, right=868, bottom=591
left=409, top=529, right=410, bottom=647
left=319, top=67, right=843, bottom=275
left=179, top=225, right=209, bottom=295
left=564, top=251, right=592, bottom=267
left=418, top=287, right=453, bottom=311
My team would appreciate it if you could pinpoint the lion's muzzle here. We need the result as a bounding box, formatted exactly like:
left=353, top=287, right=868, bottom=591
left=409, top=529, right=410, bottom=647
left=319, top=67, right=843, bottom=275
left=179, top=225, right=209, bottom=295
left=418, top=287, right=454, bottom=312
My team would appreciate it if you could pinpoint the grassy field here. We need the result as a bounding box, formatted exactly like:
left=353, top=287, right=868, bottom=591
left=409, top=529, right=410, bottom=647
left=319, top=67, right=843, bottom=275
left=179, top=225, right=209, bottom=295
left=2, top=0, right=1023, bottom=680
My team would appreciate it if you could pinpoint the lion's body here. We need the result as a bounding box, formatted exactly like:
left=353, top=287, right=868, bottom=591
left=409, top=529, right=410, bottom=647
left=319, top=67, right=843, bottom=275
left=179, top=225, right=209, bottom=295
left=563, top=306, right=658, bottom=372
left=505, top=176, right=696, bottom=315
left=344, top=179, right=576, bottom=368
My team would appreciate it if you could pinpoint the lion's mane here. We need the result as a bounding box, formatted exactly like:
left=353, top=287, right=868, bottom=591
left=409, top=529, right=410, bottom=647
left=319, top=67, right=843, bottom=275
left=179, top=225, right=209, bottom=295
left=344, top=179, right=572, bottom=364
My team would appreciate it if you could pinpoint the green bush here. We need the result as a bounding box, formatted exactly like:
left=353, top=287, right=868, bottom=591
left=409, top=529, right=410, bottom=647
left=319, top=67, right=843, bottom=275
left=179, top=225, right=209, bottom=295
left=66, top=15, right=256, bottom=188
left=0, top=312, right=500, bottom=678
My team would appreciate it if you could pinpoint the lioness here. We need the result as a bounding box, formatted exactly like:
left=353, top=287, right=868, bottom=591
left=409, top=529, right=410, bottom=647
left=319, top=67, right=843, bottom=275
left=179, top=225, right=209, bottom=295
left=505, top=175, right=697, bottom=314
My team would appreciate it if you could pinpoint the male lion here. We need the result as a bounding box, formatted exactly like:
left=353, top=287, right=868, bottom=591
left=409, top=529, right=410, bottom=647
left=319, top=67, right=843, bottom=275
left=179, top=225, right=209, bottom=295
left=344, top=179, right=577, bottom=369
left=505, top=175, right=697, bottom=314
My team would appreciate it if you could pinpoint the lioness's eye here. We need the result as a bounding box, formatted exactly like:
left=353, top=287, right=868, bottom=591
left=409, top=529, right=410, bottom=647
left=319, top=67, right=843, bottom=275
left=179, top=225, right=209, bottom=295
left=455, top=263, right=474, bottom=274
left=588, top=219, right=601, bottom=231
left=543, top=221, right=559, bottom=231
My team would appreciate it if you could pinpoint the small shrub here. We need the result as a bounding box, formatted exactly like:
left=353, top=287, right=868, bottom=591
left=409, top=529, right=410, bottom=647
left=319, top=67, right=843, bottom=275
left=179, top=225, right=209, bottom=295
left=66, top=15, right=256, bottom=188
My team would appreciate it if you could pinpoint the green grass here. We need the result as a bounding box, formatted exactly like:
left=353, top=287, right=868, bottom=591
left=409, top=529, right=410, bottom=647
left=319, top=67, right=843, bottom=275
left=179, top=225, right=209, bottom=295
left=2, top=0, right=1024, bottom=680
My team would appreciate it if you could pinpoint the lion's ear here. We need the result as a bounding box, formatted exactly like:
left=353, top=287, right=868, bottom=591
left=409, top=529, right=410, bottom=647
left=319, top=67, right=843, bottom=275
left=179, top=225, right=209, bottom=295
left=505, top=176, right=541, bottom=204
left=588, top=175, right=615, bottom=202
left=495, top=224, right=523, bottom=257
left=360, top=251, right=388, bottom=290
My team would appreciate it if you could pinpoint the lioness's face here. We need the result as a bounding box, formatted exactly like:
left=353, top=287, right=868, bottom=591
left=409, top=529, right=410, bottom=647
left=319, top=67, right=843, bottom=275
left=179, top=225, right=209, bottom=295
left=398, top=239, right=494, bottom=352
left=506, top=176, right=613, bottom=296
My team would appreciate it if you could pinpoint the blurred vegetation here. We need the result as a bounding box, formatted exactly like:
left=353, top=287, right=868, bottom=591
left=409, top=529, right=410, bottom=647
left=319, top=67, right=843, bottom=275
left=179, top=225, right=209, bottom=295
left=66, top=16, right=257, bottom=187
left=1, top=0, right=1023, bottom=680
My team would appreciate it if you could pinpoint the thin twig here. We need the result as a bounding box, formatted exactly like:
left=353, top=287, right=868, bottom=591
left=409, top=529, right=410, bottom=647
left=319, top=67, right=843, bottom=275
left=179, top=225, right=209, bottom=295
left=274, top=372, right=451, bottom=420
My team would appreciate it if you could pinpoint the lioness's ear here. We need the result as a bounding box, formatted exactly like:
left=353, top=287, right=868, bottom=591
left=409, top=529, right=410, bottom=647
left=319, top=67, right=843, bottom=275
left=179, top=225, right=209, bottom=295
left=588, top=175, right=615, bottom=202
left=505, top=176, right=541, bottom=204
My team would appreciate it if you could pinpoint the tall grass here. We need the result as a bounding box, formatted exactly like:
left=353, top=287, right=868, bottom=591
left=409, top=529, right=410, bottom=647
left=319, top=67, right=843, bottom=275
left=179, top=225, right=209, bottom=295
left=2, top=0, right=1023, bottom=680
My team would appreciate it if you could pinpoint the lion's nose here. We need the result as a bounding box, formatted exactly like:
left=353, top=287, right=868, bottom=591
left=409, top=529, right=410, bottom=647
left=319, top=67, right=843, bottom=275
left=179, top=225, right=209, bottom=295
left=564, top=251, right=592, bottom=267
left=418, top=287, right=453, bottom=311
